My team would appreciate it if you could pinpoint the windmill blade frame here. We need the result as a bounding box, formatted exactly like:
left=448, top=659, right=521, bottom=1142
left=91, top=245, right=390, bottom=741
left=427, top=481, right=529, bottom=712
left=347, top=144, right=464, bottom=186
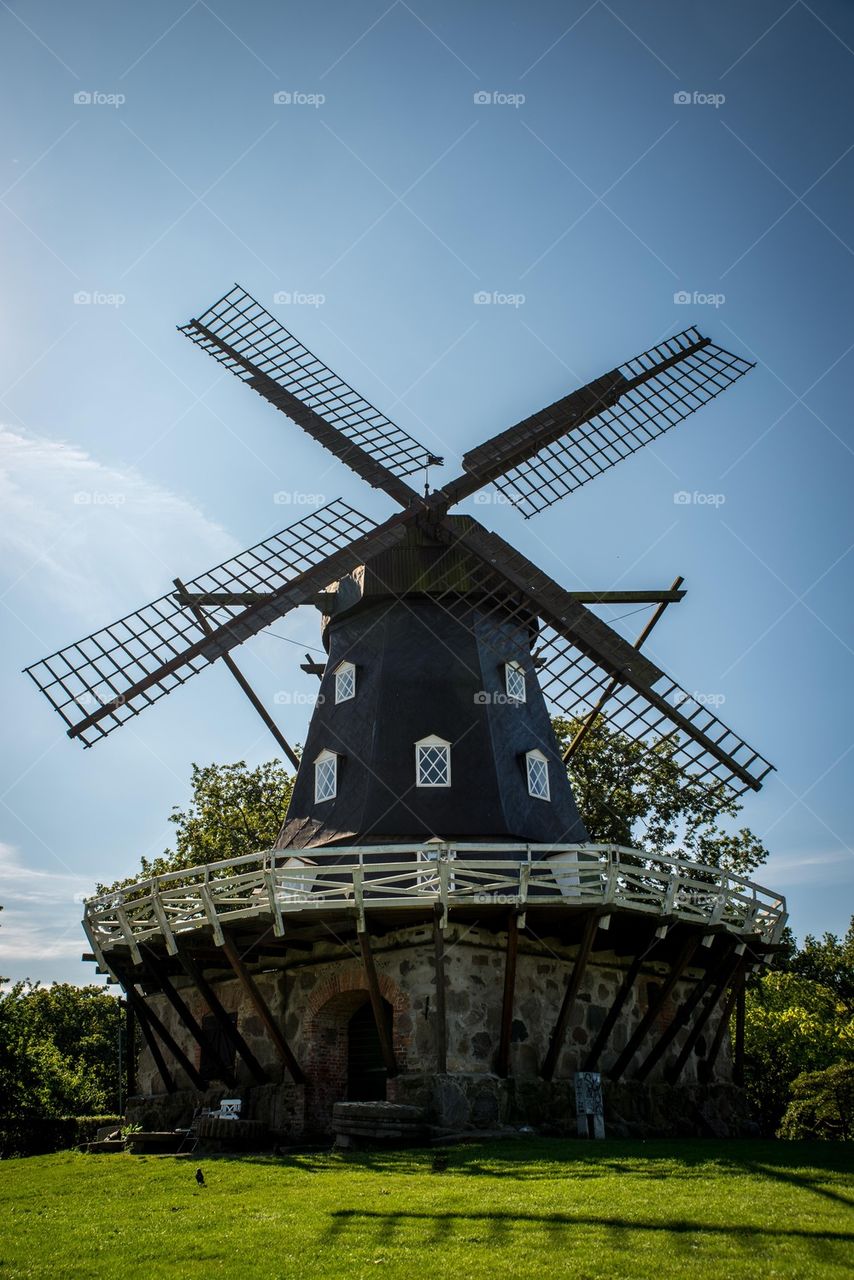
left=441, top=328, right=754, bottom=518
left=427, top=517, right=773, bottom=798
left=24, top=500, right=405, bottom=746
left=180, top=285, right=442, bottom=508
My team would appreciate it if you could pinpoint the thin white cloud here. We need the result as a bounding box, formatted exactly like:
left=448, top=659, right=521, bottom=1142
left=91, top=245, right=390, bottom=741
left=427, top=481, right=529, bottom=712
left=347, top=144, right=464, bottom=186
left=765, top=846, right=853, bottom=886
left=0, top=841, right=91, bottom=968
left=0, top=426, right=237, bottom=619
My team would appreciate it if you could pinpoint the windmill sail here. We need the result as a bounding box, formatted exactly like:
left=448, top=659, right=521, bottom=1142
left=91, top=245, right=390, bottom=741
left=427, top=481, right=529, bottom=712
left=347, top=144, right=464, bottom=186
left=24, top=501, right=403, bottom=746
left=450, top=329, right=753, bottom=518
left=180, top=285, right=442, bottom=506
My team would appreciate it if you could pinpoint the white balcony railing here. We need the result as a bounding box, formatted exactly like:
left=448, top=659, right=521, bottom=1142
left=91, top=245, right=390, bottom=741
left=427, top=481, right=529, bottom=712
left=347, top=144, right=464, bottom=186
left=82, top=843, right=788, bottom=970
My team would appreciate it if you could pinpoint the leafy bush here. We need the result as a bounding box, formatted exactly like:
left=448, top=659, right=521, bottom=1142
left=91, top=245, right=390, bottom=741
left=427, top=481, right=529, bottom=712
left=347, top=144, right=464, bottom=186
left=778, top=1062, right=854, bottom=1141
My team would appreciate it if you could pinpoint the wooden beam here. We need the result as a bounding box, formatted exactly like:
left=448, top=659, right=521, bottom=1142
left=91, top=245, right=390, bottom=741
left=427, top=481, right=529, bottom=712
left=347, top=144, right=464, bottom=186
left=357, top=926, right=398, bottom=1079
left=220, top=932, right=305, bottom=1084
left=118, top=975, right=207, bottom=1090
left=541, top=910, right=600, bottom=1081
left=150, top=886, right=178, bottom=956
left=176, top=946, right=268, bottom=1084
left=583, top=929, right=660, bottom=1071
left=432, top=905, right=447, bottom=1074
left=133, top=997, right=175, bottom=1094
left=734, top=977, right=746, bottom=1085
left=565, top=576, right=684, bottom=763
left=125, top=999, right=137, bottom=1098
left=143, top=949, right=235, bottom=1086
left=666, top=952, right=742, bottom=1085
left=300, top=653, right=326, bottom=679
left=608, top=933, right=700, bottom=1082
left=699, top=967, right=746, bottom=1083
left=496, top=910, right=520, bottom=1078
left=175, top=578, right=300, bottom=769
left=635, top=941, right=736, bottom=1082
left=565, top=589, right=686, bottom=605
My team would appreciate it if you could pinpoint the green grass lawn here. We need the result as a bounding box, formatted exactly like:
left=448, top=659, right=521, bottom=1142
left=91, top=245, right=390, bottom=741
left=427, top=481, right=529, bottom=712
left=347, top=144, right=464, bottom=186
left=1, top=1140, right=852, bottom=1279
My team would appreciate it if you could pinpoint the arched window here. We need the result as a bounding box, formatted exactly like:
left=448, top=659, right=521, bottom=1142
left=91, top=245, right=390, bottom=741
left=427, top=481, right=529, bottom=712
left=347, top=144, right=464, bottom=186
left=415, top=735, right=451, bottom=787
left=334, top=661, right=356, bottom=704
left=314, top=749, right=338, bottom=802
left=526, top=749, right=550, bottom=800
left=505, top=661, right=526, bottom=703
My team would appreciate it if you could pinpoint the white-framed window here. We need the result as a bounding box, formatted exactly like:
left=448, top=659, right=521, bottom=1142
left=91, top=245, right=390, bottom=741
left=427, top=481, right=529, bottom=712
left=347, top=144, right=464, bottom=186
left=526, top=749, right=550, bottom=800
left=334, top=660, right=356, bottom=704
left=314, top=749, right=338, bottom=803
left=415, top=735, right=451, bottom=787
left=505, top=660, right=526, bottom=703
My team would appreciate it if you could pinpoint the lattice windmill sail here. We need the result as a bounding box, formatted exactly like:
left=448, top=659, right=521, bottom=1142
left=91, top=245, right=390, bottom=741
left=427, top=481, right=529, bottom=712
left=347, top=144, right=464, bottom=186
left=26, top=284, right=771, bottom=803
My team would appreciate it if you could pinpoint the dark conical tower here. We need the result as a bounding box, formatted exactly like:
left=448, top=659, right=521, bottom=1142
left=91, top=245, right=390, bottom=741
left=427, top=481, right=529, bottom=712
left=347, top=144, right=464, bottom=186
left=278, top=519, right=588, bottom=850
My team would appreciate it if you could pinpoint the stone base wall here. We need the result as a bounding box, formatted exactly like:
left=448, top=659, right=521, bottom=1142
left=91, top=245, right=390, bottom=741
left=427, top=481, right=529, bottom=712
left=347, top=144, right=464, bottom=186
left=134, top=920, right=737, bottom=1137
left=126, top=1074, right=749, bottom=1141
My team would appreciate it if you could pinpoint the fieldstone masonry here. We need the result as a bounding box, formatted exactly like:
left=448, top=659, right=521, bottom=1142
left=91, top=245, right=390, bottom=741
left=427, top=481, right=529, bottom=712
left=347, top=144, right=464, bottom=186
left=131, top=921, right=743, bottom=1139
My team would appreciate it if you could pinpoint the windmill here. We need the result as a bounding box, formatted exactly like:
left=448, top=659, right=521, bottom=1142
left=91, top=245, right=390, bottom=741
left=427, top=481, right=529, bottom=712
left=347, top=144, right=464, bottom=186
left=27, top=285, right=770, bottom=796
left=25, top=287, right=784, bottom=1137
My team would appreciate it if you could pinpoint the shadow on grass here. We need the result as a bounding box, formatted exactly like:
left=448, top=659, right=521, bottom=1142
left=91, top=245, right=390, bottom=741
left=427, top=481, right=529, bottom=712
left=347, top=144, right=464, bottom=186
left=323, top=1206, right=854, bottom=1259
left=241, top=1138, right=854, bottom=1199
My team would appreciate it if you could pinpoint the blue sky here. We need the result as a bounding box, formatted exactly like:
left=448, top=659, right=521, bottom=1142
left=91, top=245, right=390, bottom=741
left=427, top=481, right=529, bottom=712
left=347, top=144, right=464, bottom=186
left=1, top=0, right=852, bottom=985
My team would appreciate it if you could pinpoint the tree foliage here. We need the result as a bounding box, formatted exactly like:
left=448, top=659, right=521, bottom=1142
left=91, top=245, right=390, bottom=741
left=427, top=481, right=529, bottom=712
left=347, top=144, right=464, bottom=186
left=554, top=715, right=769, bottom=873
left=0, top=981, right=124, bottom=1127
left=790, top=919, right=854, bottom=1016
left=778, top=1061, right=854, bottom=1141
left=742, top=922, right=854, bottom=1135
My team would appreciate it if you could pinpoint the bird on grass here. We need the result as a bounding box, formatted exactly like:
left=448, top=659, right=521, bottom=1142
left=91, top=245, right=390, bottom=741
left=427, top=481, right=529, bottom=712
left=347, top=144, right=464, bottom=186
left=431, top=1154, right=449, bottom=1174
left=195, top=1168, right=206, bottom=1187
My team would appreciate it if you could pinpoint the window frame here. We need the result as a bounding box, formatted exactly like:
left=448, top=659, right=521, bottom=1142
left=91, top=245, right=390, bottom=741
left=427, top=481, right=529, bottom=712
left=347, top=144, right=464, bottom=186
left=334, top=660, right=356, bottom=704
left=414, top=734, right=452, bottom=788
left=314, top=749, right=338, bottom=803
left=505, top=660, right=526, bottom=703
left=525, top=748, right=550, bottom=801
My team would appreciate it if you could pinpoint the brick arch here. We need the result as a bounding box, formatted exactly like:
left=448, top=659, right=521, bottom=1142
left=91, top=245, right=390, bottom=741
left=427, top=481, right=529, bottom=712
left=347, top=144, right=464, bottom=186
left=302, top=963, right=410, bottom=1131
left=305, top=963, right=408, bottom=1024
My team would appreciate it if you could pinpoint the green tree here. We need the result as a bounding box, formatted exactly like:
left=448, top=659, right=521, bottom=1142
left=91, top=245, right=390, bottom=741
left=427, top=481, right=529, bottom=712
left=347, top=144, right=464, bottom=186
left=791, top=918, right=854, bottom=1016
left=778, top=1061, right=854, bottom=1141
left=553, top=715, right=769, bottom=873
left=742, top=969, right=854, bottom=1135
left=0, top=981, right=123, bottom=1126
